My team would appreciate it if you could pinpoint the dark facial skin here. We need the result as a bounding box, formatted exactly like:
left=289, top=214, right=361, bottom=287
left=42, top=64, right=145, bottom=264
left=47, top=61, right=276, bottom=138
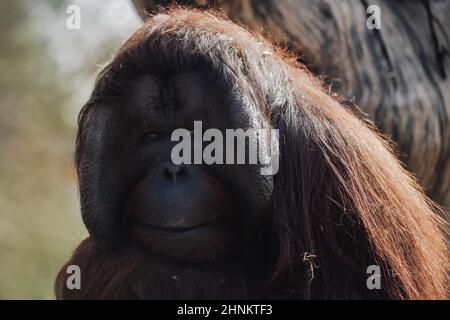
left=90, top=69, right=275, bottom=266
left=124, top=72, right=236, bottom=264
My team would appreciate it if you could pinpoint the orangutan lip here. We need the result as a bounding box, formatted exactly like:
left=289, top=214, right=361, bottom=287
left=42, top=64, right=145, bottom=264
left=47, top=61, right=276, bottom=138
left=141, top=222, right=214, bottom=233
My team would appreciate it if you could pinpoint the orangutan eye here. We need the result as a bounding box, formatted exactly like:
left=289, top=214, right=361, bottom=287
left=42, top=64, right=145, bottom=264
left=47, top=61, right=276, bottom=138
left=140, top=132, right=161, bottom=143
left=145, top=132, right=160, bottom=139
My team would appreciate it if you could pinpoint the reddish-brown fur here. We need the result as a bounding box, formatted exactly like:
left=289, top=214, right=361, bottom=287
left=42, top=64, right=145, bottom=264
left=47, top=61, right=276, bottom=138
left=56, top=9, right=449, bottom=300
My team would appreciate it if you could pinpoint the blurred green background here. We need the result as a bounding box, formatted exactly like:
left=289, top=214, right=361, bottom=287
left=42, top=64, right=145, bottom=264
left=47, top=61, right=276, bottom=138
left=0, top=0, right=141, bottom=299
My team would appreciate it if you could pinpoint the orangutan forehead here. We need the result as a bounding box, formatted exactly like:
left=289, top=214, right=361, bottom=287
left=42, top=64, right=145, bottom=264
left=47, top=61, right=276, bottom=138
left=129, top=72, right=213, bottom=113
